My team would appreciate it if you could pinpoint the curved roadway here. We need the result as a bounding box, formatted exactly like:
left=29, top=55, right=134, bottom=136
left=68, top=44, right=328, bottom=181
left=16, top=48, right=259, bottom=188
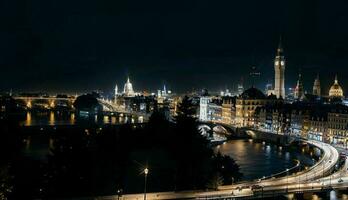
left=95, top=140, right=339, bottom=200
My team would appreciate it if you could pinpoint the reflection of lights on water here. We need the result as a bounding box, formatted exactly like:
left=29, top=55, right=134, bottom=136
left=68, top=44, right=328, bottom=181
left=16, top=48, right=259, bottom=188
left=103, top=116, right=109, bottom=124
left=70, top=113, right=75, bottom=124
left=25, top=112, right=32, bottom=126
left=49, top=138, right=54, bottom=149
left=312, top=194, right=319, bottom=200
left=262, top=141, right=266, bottom=145
left=223, top=142, right=226, bottom=145
left=285, top=152, right=290, bottom=160
left=266, top=145, right=271, bottom=153
left=217, top=145, right=220, bottom=149
left=248, top=139, right=253, bottom=143
left=330, top=190, right=338, bottom=200
left=24, top=137, right=31, bottom=150
left=279, top=146, right=282, bottom=150
left=111, top=117, right=117, bottom=124
left=94, top=115, right=98, bottom=123
left=138, top=116, right=144, bottom=123
left=49, top=112, right=55, bottom=125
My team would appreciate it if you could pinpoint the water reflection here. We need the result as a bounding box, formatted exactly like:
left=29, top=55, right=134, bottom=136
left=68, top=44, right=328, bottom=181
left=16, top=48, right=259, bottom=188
left=216, top=140, right=313, bottom=181
left=22, top=111, right=142, bottom=126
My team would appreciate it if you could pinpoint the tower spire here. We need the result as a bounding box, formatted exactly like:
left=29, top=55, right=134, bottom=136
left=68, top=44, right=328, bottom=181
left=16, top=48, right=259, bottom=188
left=277, top=35, right=283, bottom=55
left=335, top=74, right=338, bottom=84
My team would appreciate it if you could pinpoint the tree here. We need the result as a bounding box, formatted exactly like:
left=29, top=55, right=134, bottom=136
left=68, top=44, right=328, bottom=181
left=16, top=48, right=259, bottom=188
left=175, top=96, right=197, bottom=119
left=0, top=165, right=12, bottom=200
left=171, top=96, right=213, bottom=190
left=73, top=94, right=100, bottom=110
left=206, top=173, right=223, bottom=191
left=212, top=152, right=242, bottom=184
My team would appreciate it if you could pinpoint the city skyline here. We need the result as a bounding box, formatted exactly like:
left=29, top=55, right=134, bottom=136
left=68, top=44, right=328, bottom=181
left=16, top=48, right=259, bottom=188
left=1, top=0, right=348, bottom=93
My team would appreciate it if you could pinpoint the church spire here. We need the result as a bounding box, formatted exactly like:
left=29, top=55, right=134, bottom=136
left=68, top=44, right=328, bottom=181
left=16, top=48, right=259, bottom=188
left=313, top=72, right=321, bottom=97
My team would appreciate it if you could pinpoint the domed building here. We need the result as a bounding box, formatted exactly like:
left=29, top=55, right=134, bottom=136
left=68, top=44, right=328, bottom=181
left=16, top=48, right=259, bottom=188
left=329, top=75, right=344, bottom=98
left=123, top=77, right=135, bottom=97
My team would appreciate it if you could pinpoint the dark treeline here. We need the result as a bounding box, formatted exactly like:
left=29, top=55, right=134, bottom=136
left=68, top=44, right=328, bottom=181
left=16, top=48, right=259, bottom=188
left=1, top=96, right=242, bottom=199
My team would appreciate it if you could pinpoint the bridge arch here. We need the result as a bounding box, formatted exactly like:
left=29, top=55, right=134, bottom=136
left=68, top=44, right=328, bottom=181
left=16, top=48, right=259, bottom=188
left=212, top=125, right=229, bottom=136
left=198, top=124, right=212, bottom=137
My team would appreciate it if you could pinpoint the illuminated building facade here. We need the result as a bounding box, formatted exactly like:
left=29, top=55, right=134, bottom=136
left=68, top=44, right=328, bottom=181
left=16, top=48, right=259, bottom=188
left=235, top=87, right=273, bottom=127
left=328, top=106, right=348, bottom=146
left=221, top=96, right=236, bottom=124
left=199, top=96, right=211, bottom=121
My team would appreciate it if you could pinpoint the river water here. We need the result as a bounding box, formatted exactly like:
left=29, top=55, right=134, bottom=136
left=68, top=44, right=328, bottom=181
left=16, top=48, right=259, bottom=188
left=20, top=111, right=143, bottom=126
left=20, top=112, right=315, bottom=182
left=215, top=139, right=315, bottom=181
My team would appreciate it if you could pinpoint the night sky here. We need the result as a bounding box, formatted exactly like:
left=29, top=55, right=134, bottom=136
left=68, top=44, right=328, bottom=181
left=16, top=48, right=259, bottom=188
left=1, top=0, right=348, bottom=94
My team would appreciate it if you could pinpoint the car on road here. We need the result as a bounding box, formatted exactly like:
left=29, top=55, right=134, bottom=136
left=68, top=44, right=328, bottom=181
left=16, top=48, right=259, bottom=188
left=338, top=178, right=344, bottom=183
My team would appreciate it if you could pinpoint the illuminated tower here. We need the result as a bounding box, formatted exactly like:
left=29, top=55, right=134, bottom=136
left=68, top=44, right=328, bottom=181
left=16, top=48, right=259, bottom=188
left=274, top=37, right=286, bottom=98
left=312, top=74, right=321, bottom=96
left=163, top=84, right=167, bottom=96
left=114, top=84, right=118, bottom=104
left=294, top=72, right=304, bottom=100
left=115, top=84, right=118, bottom=96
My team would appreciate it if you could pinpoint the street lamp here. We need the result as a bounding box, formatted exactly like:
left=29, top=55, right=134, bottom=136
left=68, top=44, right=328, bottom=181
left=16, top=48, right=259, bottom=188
left=286, top=168, right=289, bottom=192
left=116, top=189, right=123, bottom=200
left=144, top=168, right=149, bottom=200
left=329, top=160, right=332, bottom=187
left=312, top=158, right=316, bottom=189
left=298, top=162, right=301, bottom=192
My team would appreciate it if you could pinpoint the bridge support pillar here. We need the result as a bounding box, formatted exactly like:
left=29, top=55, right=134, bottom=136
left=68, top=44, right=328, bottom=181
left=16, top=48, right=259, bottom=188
left=49, top=100, right=55, bottom=108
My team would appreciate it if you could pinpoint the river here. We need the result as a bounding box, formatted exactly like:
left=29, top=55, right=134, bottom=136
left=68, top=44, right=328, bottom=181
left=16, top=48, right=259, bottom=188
left=215, top=139, right=316, bottom=181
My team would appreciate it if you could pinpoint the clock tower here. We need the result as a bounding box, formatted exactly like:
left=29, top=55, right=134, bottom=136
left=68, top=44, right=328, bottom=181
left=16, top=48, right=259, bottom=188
left=274, top=37, right=286, bottom=98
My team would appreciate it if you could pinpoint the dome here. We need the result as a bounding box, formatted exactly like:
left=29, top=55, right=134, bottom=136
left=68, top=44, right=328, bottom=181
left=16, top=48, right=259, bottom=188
left=329, top=75, right=344, bottom=98
left=240, top=87, right=266, bottom=99
left=123, top=77, right=135, bottom=96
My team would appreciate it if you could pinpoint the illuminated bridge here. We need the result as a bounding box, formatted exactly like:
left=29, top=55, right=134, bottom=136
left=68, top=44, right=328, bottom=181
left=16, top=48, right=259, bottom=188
left=13, top=96, right=151, bottom=120
left=13, top=96, right=75, bottom=108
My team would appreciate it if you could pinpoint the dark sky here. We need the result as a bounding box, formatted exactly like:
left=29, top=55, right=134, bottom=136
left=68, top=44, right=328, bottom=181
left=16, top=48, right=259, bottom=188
left=1, top=0, right=348, bottom=94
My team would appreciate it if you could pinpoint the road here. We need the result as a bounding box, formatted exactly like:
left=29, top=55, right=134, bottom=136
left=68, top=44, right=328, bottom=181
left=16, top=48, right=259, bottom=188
left=92, top=139, right=341, bottom=200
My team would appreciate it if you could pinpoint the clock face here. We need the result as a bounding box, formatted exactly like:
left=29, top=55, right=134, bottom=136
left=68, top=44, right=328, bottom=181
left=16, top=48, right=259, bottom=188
left=281, top=61, right=285, bottom=66
left=275, top=61, right=279, bottom=66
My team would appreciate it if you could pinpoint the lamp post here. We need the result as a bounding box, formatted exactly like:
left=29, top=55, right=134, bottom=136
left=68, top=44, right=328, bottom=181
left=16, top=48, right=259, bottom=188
left=312, top=158, right=316, bottom=189
left=298, top=162, right=301, bottom=192
left=286, top=168, right=289, bottom=192
left=116, top=189, right=122, bottom=200
left=144, top=168, right=149, bottom=200
left=329, top=160, right=332, bottom=188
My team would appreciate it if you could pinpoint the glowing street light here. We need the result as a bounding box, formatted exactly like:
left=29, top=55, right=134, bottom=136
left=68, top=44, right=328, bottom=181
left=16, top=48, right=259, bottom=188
left=286, top=168, right=289, bottom=192
left=144, top=168, right=149, bottom=200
